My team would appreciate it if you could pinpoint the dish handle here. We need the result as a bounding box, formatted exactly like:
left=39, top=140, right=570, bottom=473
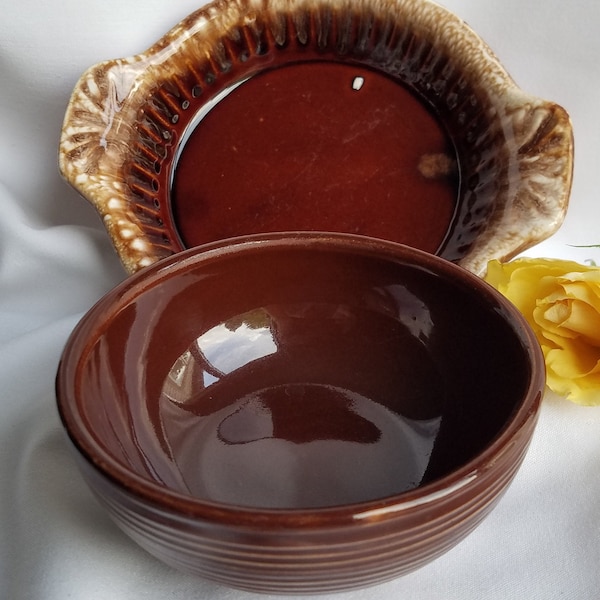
left=459, top=94, right=574, bottom=276
left=59, top=58, right=161, bottom=273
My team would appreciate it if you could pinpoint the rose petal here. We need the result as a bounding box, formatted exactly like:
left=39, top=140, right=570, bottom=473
left=560, top=299, right=600, bottom=343
left=535, top=297, right=600, bottom=344
left=544, top=341, right=600, bottom=405
left=541, top=331, right=600, bottom=376
left=485, top=258, right=600, bottom=405
left=561, top=279, right=600, bottom=314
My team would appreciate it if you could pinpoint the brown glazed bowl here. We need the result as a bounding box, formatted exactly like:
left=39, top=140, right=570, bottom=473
left=59, top=0, right=573, bottom=276
left=56, top=232, right=545, bottom=594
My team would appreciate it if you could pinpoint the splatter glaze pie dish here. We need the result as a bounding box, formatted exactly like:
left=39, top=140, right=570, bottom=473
left=56, top=233, right=545, bottom=594
left=59, top=0, right=573, bottom=275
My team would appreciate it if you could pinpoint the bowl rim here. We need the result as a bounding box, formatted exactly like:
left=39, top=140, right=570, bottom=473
left=56, top=231, right=545, bottom=526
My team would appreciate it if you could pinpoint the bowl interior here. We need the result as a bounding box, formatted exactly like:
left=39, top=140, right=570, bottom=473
left=65, top=236, right=533, bottom=510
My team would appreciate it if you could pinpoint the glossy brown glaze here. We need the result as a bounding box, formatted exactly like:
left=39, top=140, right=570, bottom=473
left=172, top=61, right=457, bottom=254
left=56, top=233, right=545, bottom=593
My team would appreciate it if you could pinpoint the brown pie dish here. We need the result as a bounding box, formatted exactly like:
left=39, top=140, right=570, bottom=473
left=59, top=0, right=573, bottom=276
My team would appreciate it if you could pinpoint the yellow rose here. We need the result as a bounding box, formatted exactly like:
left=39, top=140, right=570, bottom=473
left=485, top=258, right=600, bottom=405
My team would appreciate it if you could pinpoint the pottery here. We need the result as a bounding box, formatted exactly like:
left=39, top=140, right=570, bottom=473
left=56, top=232, right=545, bottom=594
left=59, top=0, right=573, bottom=276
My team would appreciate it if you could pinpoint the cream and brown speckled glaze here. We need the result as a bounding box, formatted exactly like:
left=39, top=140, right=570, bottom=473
left=59, top=0, right=573, bottom=274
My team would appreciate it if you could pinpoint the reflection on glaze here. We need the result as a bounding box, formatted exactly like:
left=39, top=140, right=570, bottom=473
left=158, top=297, right=445, bottom=508
left=164, top=309, right=277, bottom=398
left=381, top=284, right=434, bottom=342
left=161, top=383, right=441, bottom=508
left=217, top=385, right=382, bottom=446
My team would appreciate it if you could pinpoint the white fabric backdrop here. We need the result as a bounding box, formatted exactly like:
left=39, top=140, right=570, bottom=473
left=1, top=1, right=600, bottom=598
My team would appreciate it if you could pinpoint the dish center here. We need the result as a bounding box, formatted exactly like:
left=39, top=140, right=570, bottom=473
left=169, top=61, right=459, bottom=252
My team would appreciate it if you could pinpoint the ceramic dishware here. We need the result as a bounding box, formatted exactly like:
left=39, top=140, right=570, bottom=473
left=59, top=0, right=573, bottom=275
left=56, top=232, right=545, bottom=594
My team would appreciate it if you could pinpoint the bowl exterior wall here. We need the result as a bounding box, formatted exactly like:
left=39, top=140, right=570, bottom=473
left=71, top=401, right=538, bottom=595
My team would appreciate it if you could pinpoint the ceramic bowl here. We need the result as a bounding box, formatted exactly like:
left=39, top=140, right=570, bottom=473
left=56, top=232, right=545, bottom=594
left=59, top=0, right=573, bottom=276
